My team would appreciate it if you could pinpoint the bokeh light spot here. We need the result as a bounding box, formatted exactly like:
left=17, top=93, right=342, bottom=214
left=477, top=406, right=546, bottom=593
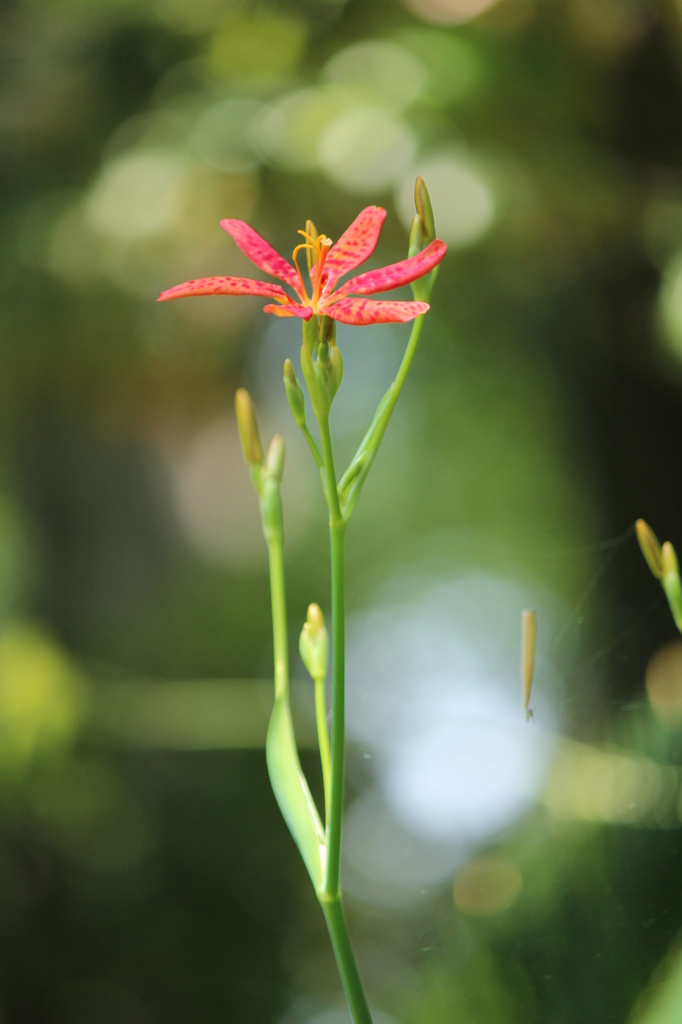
left=206, top=13, right=306, bottom=84
left=646, top=641, right=682, bottom=726
left=404, top=0, right=506, bottom=26
left=323, top=40, right=428, bottom=110
left=0, top=623, right=87, bottom=770
left=453, top=854, right=523, bottom=916
left=658, top=250, right=682, bottom=364
left=319, top=107, right=417, bottom=194
left=85, top=150, right=188, bottom=242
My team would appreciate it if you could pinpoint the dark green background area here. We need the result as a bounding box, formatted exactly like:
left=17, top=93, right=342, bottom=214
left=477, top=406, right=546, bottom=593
left=2, top=0, right=682, bottom=1021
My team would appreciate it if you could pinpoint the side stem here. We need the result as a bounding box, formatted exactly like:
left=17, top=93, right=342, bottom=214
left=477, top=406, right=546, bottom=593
left=263, top=489, right=288, bottom=702
left=326, top=518, right=346, bottom=896
left=315, top=675, right=332, bottom=823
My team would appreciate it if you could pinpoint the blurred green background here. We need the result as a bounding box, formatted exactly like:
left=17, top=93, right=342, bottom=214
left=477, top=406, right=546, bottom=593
left=5, top=0, right=682, bottom=1021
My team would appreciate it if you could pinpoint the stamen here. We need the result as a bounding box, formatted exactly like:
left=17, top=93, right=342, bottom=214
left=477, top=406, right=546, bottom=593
left=291, top=243, right=311, bottom=304
left=294, top=228, right=333, bottom=308
left=312, top=237, right=332, bottom=305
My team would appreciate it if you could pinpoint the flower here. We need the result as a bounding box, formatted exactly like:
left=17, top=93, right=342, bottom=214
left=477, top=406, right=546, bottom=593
left=158, top=206, right=446, bottom=325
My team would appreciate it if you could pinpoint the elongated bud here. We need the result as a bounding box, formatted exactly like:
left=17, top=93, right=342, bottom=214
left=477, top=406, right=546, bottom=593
left=317, top=341, right=331, bottom=373
left=636, top=519, right=664, bottom=579
left=283, top=359, right=306, bottom=428
left=299, top=603, right=328, bottom=681
left=301, top=343, right=330, bottom=419
left=661, top=541, right=682, bottom=635
left=263, top=433, right=285, bottom=482
left=408, top=213, right=423, bottom=259
left=235, top=388, right=263, bottom=466
left=328, top=345, right=343, bottom=401
left=319, top=315, right=336, bottom=346
left=662, top=541, right=679, bottom=579
left=521, top=609, right=537, bottom=719
left=415, top=175, right=436, bottom=245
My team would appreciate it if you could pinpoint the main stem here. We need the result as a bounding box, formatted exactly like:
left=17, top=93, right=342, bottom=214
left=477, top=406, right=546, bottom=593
left=317, top=415, right=372, bottom=1024
left=317, top=416, right=345, bottom=895
left=321, top=896, right=373, bottom=1024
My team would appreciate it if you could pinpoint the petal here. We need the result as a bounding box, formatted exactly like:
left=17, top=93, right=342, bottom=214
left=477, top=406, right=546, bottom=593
left=221, top=220, right=302, bottom=293
left=158, top=276, right=290, bottom=302
left=334, top=239, right=447, bottom=297
left=322, top=206, right=386, bottom=290
left=326, top=297, right=429, bottom=326
left=263, top=303, right=314, bottom=320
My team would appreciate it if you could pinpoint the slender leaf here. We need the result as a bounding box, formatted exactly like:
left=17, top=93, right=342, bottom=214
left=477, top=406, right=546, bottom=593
left=266, top=695, right=325, bottom=891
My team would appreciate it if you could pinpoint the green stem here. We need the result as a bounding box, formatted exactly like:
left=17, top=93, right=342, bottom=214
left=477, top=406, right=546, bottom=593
left=319, top=416, right=343, bottom=526
left=301, top=424, right=324, bottom=471
left=314, top=675, right=332, bottom=823
left=316, top=390, right=371, bottom=1022
left=663, top=572, right=682, bottom=634
left=263, top=490, right=288, bottom=702
left=317, top=415, right=347, bottom=896
left=321, top=896, right=373, bottom=1024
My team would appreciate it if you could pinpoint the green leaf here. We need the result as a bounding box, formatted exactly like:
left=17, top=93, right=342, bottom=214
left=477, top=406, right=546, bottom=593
left=266, top=695, right=325, bottom=891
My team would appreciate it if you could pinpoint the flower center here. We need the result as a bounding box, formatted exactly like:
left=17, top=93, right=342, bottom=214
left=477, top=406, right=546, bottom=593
left=292, top=229, right=332, bottom=308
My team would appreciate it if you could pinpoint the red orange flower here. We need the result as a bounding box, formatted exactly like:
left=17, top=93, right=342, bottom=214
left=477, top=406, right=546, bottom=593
left=158, top=206, right=446, bottom=325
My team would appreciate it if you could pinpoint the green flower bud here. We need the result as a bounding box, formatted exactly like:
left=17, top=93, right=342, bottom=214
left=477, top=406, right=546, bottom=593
left=328, top=344, right=343, bottom=401
left=662, top=541, right=679, bottom=580
left=263, top=434, right=285, bottom=482
left=301, top=343, right=330, bottom=419
left=415, top=175, right=436, bottom=245
left=408, top=213, right=423, bottom=260
left=234, top=388, right=263, bottom=466
left=283, top=359, right=306, bottom=428
left=662, top=541, right=682, bottom=635
left=314, top=344, right=335, bottom=410
left=319, top=315, right=336, bottom=346
left=299, top=603, right=328, bottom=681
left=636, top=519, right=664, bottom=579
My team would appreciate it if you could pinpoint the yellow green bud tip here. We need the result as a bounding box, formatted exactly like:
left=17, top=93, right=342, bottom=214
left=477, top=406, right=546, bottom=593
left=414, top=175, right=435, bottom=245
left=234, top=388, right=263, bottom=466
left=283, top=358, right=296, bottom=384
left=263, top=433, right=285, bottom=482
left=662, top=540, right=679, bottom=579
left=307, top=602, right=324, bottom=634
left=636, top=518, right=664, bottom=579
left=299, top=603, right=328, bottom=680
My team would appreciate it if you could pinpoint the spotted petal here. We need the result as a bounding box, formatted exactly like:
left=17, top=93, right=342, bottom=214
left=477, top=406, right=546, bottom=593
left=326, top=297, right=429, bottom=326
left=335, top=239, right=447, bottom=297
left=221, top=219, right=302, bottom=293
left=263, top=303, right=313, bottom=320
left=322, top=206, right=386, bottom=291
left=158, top=277, right=290, bottom=302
